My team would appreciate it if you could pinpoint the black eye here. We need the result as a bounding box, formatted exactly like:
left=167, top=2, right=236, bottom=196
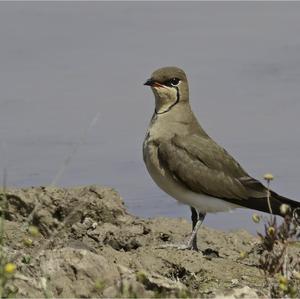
left=169, top=78, right=180, bottom=86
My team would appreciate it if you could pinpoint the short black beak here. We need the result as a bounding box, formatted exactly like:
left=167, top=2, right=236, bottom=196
left=144, top=78, right=155, bottom=86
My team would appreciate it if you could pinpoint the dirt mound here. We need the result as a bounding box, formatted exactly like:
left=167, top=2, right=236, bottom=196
left=1, top=185, right=298, bottom=297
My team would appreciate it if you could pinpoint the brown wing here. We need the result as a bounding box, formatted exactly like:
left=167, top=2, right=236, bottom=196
left=157, top=134, right=274, bottom=201
left=157, top=134, right=299, bottom=215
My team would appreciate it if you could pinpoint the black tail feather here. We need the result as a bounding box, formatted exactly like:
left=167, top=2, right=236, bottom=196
left=271, top=191, right=300, bottom=217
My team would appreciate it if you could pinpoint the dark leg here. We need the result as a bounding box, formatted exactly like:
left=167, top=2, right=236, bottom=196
left=191, top=207, right=199, bottom=251
left=190, top=207, right=206, bottom=251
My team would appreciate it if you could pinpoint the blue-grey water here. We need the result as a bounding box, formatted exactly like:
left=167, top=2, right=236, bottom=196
left=1, top=2, right=300, bottom=233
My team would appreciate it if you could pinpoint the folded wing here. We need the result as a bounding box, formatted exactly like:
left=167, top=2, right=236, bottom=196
left=157, top=134, right=289, bottom=214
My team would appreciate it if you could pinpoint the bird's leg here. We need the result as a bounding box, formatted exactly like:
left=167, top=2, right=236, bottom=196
left=187, top=207, right=206, bottom=251
left=190, top=207, right=199, bottom=250
left=157, top=208, right=206, bottom=251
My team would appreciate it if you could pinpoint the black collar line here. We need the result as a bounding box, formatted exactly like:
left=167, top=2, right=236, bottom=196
left=155, top=87, right=180, bottom=115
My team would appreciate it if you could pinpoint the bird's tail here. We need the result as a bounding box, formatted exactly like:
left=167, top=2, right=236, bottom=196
left=271, top=191, right=300, bottom=221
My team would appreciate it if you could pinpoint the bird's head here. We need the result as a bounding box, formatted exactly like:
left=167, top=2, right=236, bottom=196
left=144, top=66, right=189, bottom=114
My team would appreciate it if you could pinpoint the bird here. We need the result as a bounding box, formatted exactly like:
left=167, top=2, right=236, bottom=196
left=143, top=66, right=300, bottom=251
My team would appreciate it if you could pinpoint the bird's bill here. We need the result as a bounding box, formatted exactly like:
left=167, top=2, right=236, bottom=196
left=144, top=78, right=166, bottom=88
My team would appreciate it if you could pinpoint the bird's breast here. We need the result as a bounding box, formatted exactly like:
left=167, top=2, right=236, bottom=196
left=143, top=139, right=180, bottom=196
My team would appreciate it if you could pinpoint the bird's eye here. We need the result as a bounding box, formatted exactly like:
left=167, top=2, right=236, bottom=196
left=169, top=78, right=180, bottom=86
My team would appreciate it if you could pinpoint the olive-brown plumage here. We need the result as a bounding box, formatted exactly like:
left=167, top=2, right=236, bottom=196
left=143, top=66, right=300, bottom=250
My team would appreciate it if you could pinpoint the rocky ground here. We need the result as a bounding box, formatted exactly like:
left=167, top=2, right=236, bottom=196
left=1, top=185, right=299, bottom=298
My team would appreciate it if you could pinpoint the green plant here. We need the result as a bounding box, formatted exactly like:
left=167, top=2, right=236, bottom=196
left=257, top=174, right=300, bottom=298
left=0, top=186, right=18, bottom=298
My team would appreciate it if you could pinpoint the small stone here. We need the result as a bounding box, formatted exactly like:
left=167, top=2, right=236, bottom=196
left=231, top=279, right=239, bottom=286
left=159, top=232, right=170, bottom=241
left=292, top=270, right=300, bottom=280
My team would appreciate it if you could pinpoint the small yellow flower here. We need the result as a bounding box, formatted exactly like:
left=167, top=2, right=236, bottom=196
left=263, top=173, right=274, bottom=181
left=280, top=204, right=291, bottom=216
left=4, top=263, right=16, bottom=274
left=279, top=283, right=288, bottom=291
left=23, top=237, right=33, bottom=247
left=289, top=286, right=298, bottom=296
left=28, top=225, right=40, bottom=237
left=268, top=226, right=275, bottom=235
left=252, top=214, right=261, bottom=223
left=239, top=251, right=247, bottom=259
left=94, top=280, right=105, bottom=291
left=279, top=275, right=288, bottom=285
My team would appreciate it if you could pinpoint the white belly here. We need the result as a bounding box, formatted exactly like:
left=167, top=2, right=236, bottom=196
left=144, top=144, right=240, bottom=213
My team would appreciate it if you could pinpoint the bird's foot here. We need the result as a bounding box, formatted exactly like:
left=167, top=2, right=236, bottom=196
left=156, top=209, right=204, bottom=252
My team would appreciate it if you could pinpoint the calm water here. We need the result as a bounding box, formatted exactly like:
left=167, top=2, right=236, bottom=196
left=1, top=3, right=300, bottom=233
